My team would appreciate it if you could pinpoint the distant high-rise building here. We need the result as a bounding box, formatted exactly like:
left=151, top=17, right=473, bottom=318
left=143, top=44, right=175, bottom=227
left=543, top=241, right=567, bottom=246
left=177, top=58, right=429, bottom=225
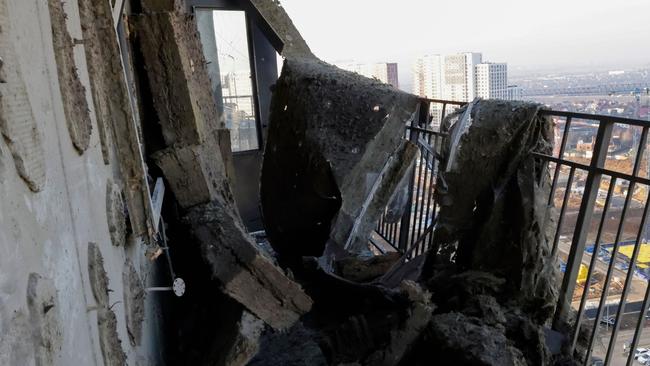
left=412, top=55, right=444, bottom=127
left=475, top=63, right=508, bottom=100
left=506, top=85, right=523, bottom=101
left=335, top=62, right=399, bottom=88
left=412, top=55, right=443, bottom=99
left=413, top=52, right=511, bottom=129
left=443, top=52, right=483, bottom=102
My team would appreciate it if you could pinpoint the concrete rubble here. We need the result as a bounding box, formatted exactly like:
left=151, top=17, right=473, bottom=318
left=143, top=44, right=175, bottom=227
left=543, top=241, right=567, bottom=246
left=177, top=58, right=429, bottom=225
left=256, top=59, right=568, bottom=363
left=250, top=1, right=567, bottom=364
left=132, top=0, right=312, bottom=332
left=0, top=0, right=579, bottom=364
left=260, top=57, right=420, bottom=265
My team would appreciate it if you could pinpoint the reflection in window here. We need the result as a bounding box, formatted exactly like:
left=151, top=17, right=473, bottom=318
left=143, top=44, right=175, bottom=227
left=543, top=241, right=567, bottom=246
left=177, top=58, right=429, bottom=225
left=196, top=9, right=259, bottom=152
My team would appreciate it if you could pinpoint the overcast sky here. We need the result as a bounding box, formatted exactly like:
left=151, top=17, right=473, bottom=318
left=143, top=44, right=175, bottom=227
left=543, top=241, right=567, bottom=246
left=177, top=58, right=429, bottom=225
left=279, top=0, right=650, bottom=79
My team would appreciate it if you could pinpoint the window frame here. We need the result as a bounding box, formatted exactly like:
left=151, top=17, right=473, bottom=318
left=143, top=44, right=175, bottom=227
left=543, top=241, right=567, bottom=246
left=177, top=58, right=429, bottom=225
left=192, top=1, right=265, bottom=154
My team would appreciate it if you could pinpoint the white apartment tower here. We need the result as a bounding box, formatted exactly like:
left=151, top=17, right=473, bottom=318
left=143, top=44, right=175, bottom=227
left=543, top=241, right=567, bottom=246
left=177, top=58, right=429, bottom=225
left=443, top=52, right=483, bottom=102
left=412, top=55, right=443, bottom=99
left=413, top=53, right=514, bottom=129
left=475, top=63, right=508, bottom=100
left=412, top=55, right=444, bottom=127
left=413, top=52, right=486, bottom=102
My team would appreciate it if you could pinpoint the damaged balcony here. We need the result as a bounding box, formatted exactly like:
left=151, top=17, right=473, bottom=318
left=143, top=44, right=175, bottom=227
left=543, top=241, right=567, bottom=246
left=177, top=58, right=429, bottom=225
left=0, top=0, right=647, bottom=365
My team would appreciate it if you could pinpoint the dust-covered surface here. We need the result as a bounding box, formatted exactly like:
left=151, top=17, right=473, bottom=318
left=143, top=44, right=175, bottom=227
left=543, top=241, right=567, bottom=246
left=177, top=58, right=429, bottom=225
left=0, top=0, right=167, bottom=364
left=106, top=181, right=127, bottom=247
left=0, top=0, right=46, bottom=192
left=78, top=0, right=154, bottom=237
left=255, top=95, right=569, bottom=365
left=122, top=260, right=145, bottom=347
left=218, top=311, right=264, bottom=366
left=261, top=57, right=419, bottom=266
left=133, top=1, right=313, bottom=333
left=247, top=0, right=313, bottom=58
left=186, top=199, right=313, bottom=330
left=47, top=0, right=92, bottom=153
left=133, top=11, right=218, bottom=146
left=405, top=99, right=563, bottom=365
left=88, top=242, right=127, bottom=366
left=26, top=273, right=62, bottom=366
left=425, top=100, right=557, bottom=309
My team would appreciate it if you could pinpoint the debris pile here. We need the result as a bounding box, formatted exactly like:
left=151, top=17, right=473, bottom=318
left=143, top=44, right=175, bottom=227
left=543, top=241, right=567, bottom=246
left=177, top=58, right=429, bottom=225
left=77, top=0, right=573, bottom=364
left=258, top=73, right=566, bottom=364
left=260, top=56, right=419, bottom=266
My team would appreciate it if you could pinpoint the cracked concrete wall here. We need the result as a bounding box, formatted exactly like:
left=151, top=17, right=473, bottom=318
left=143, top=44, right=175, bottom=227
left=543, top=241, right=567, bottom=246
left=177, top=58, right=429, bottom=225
left=0, top=0, right=165, bottom=365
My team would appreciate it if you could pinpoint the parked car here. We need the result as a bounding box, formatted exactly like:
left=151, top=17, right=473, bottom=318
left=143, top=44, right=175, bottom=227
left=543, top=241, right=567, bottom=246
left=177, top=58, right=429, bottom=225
left=600, top=315, right=616, bottom=326
left=636, top=348, right=650, bottom=359
left=637, top=353, right=650, bottom=364
left=590, top=356, right=603, bottom=366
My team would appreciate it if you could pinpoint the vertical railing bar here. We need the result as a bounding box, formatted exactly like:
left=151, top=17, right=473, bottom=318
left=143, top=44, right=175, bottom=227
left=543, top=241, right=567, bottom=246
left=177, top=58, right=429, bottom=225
left=413, top=151, right=427, bottom=248
left=398, top=102, right=426, bottom=252
left=427, top=134, right=440, bottom=253
left=557, top=116, right=573, bottom=159
left=383, top=213, right=389, bottom=239
left=384, top=218, right=390, bottom=240
left=607, top=126, right=649, bottom=364
left=554, top=120, right=614, bottom=329
left=440, top=103, right=447, bottom=130
left=426, top=136, right=442, bottom=250
left=625, top=130, right=650, bottom=366
left=382, top=212, right=389, bottom=240
left=415, top=138, right=432, bottom=254
left=424, top=131, right=436, bottom=255
left=570, top=176, right=616, bottom=352
left=409, top=131, right=427, bottom=249
left=608, top=182, right=650, bottom=364
left=632, top=127, right=649, bottom=176
left=392, top=221, right=399, bottom=250
left=383, top=215, right=390, bottom=240
left=626, top=214, right=650, bottom=366
left=548, top=162, right=561, bottom=207
left=421, top=132, right=437, bottom=256
left=415, top=137, right=428, bottom=257
left=586, top=178, right=635, bottom=364
left=382, top=213, right=388, bottom=238
left=552, top=165, right=576, bottom=257
left=549, top=117, right=573, bottom=206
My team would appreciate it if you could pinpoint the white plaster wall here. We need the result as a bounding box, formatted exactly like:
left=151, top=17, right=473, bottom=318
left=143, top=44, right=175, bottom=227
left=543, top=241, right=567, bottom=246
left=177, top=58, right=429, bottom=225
left=0, top=0, right=165, bottom=365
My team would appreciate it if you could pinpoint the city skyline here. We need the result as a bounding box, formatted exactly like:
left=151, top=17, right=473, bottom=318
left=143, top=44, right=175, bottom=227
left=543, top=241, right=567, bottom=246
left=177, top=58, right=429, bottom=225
left=278, top=0, right=650, bottom=90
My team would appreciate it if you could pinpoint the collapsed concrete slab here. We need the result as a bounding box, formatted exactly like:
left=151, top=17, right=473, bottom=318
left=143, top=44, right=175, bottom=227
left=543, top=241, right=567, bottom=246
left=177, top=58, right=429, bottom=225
left=401, top=99, right=562, bottom=365
left=133, top=7, right=312, bottom=330
left=254, top=92, right=565, bottom=364
left=186, top=199, right=313, bottom=330
left=424, top=100, right=557, bottom=312
left=260, top=57, right=419, bottom=266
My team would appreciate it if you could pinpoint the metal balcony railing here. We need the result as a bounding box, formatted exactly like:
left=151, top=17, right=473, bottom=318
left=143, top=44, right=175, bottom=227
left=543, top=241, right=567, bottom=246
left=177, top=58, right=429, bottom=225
left=374, top=97, right=650, bottom=365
